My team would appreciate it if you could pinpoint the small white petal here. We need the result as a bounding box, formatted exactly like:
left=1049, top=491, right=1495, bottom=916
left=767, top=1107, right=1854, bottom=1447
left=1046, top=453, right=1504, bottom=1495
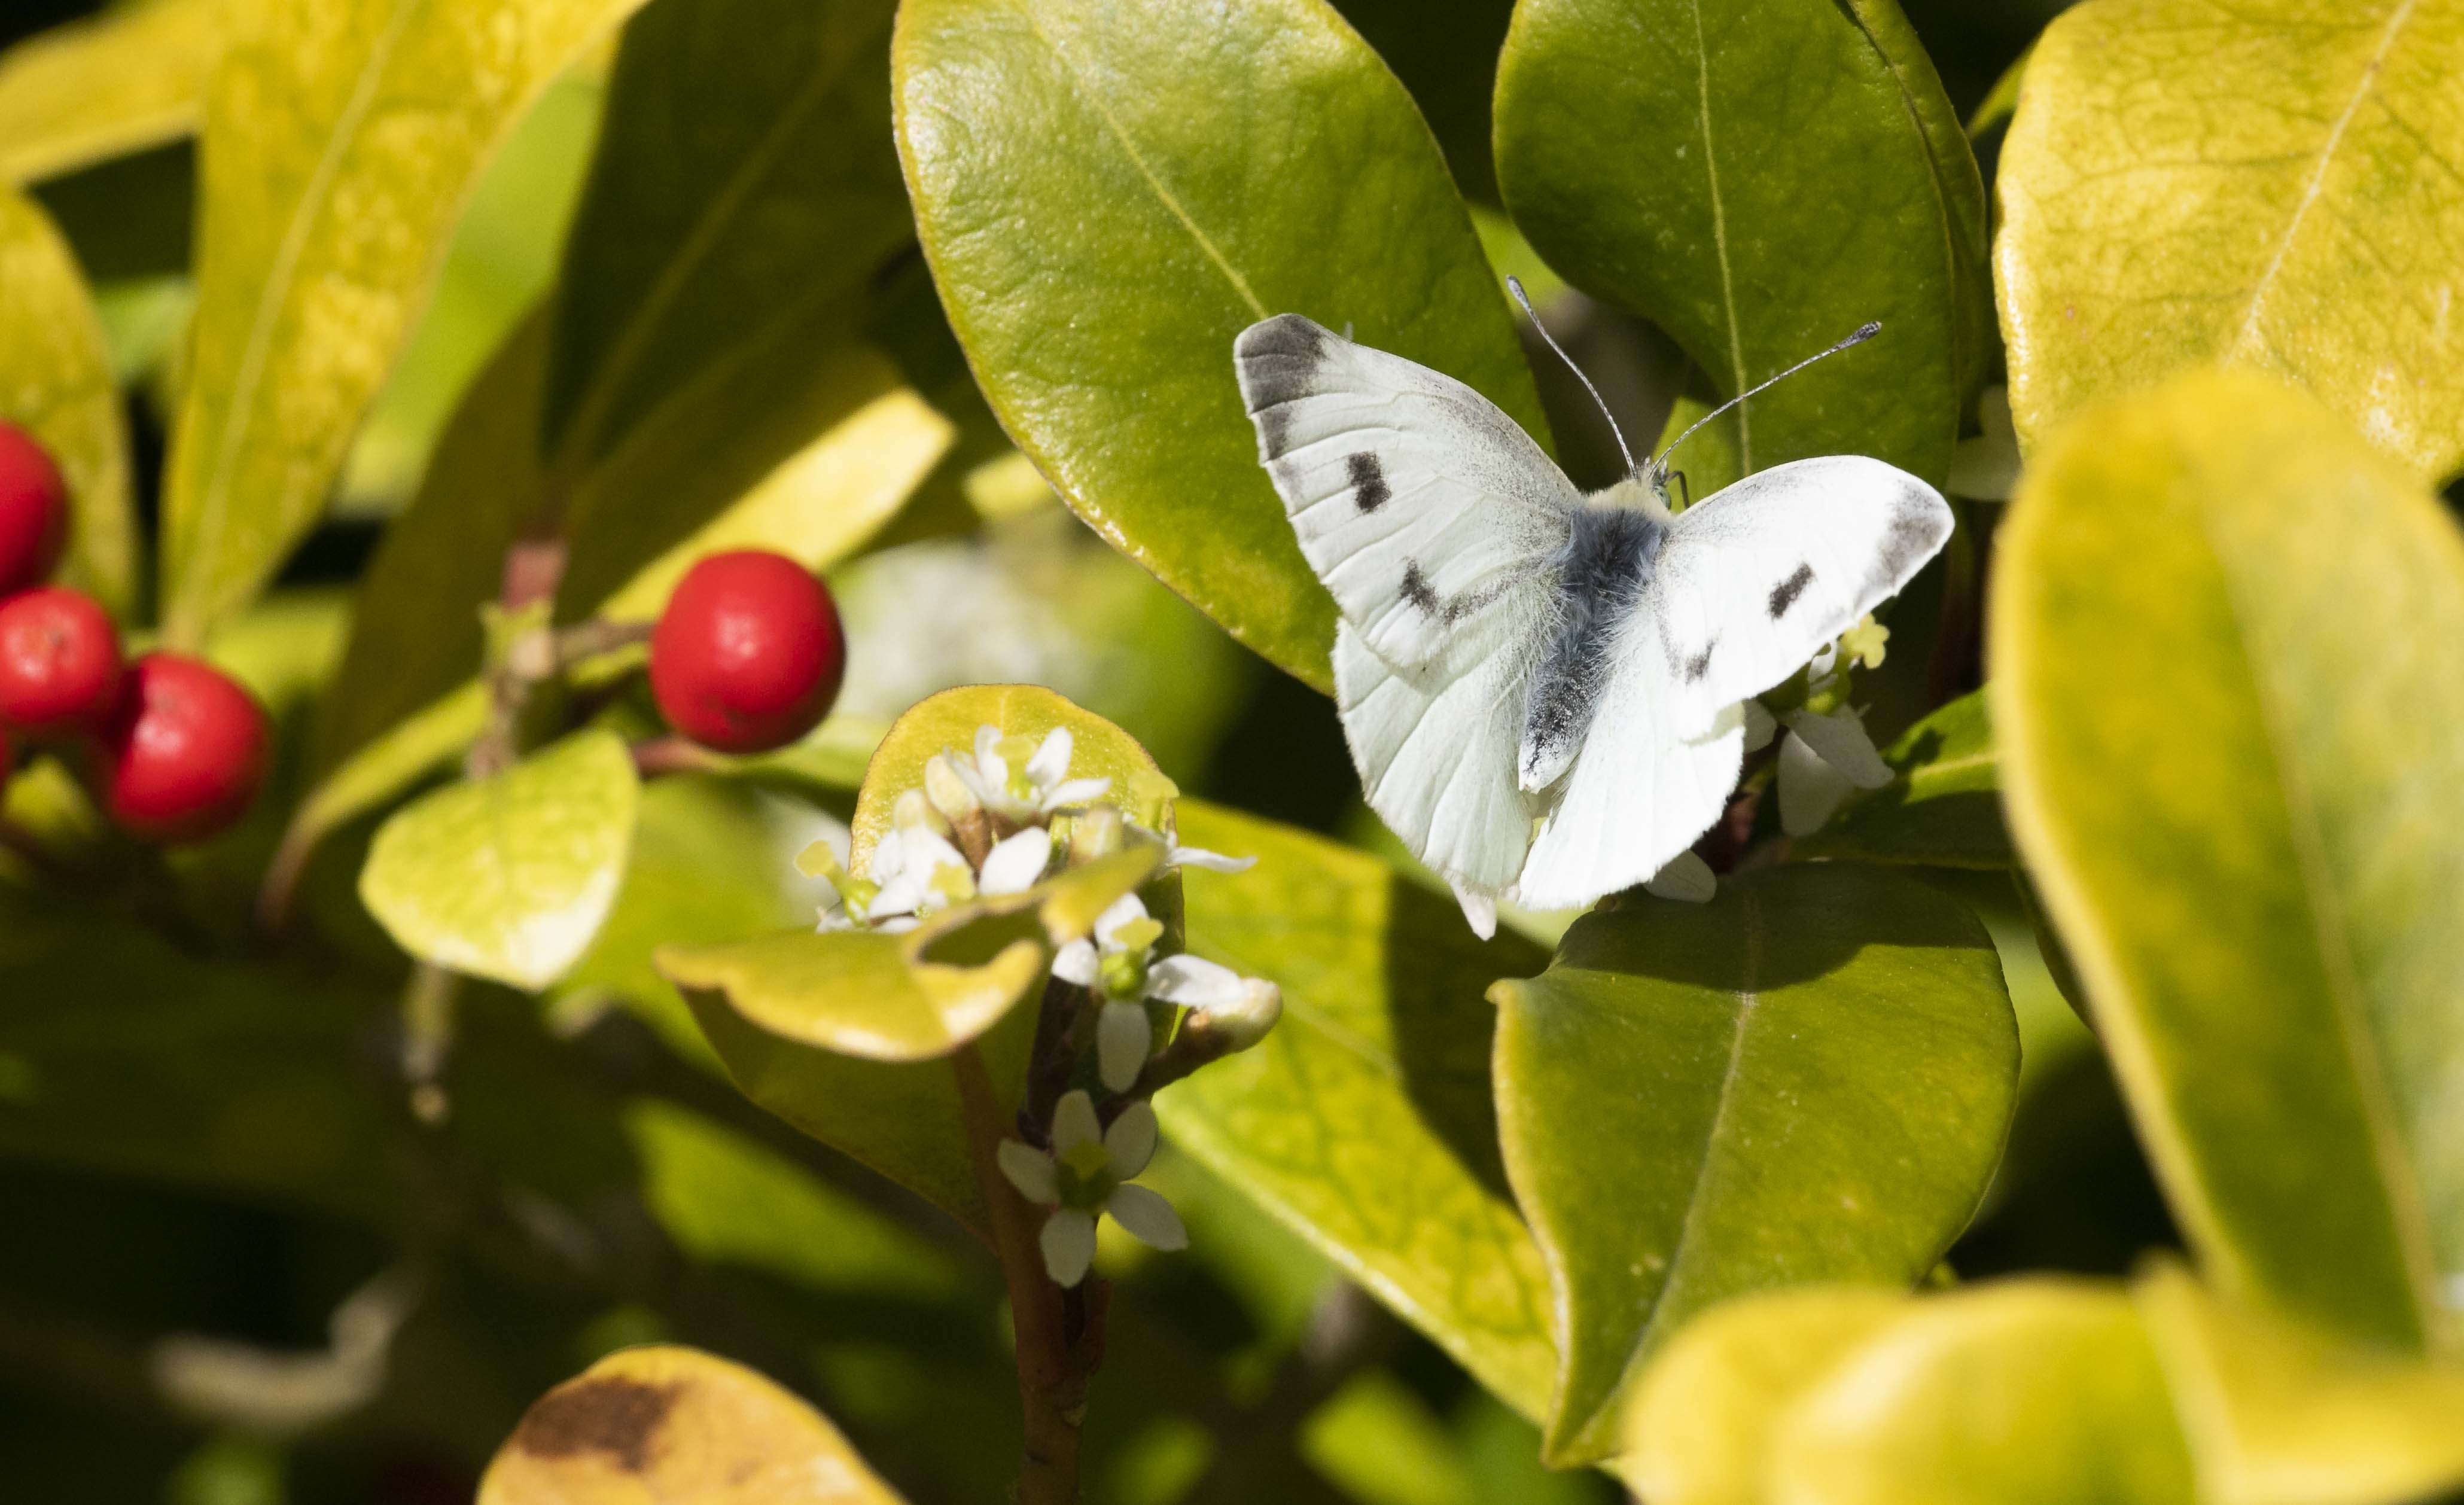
left=1448, top=878, right=1498, bottom=940
left=1052, top=939, right=1099, bottom=986
left=1778, top=731, right=1857, bottom=836
left=997, top=1140, right=1059, bottom=1205
left=1207, top=978, right=1281, bottom=1050
left=1039, top=1209, right=1098, bottom=1286
left=1104, top=1100, right=1159, bottom=1179
left=1104, top=1184, right=1187, bottom=1252
left=979, top=827, right=1053, bottom=895
left=1051, top=1090, right=1101, bottom=1156
left=903, top=827, right=973, bottom=876
left=868, top=872, right=927, bottom=920
left=1025, top=727, right=1074, bottom=790
left=815, top=903, right=857, bottom=933
left=1741, top=699, right=1778, bottom=753
left=872, top=915, right=920, bottom=934
left=1146, top=954, right=1245, bottom=1009
left=1098, top=1002, right=1153, bottom=1092
left=1166, top=845, right=1256, bottom=874
left=1644, top=850, right=1717, bottom=903
left=1092, top=892, right=1150, bottom=950
left=1786, top=706, right=1893, bottom=789
left=1808, top=642, right=1841, bottom=680
left=864, top=829, right=909, bottom=885
left=974, top=724, right=1003, bottom=764
left=1041, top=776, right=1113, bottom=811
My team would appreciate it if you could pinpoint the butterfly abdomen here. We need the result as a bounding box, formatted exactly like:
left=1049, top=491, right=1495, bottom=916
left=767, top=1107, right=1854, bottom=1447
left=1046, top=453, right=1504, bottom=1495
left=1518, top=505, right=1662, bottom=793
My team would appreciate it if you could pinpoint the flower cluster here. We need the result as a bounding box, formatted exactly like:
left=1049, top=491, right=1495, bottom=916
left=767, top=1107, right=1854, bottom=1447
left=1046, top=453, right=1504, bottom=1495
left=812, top=721, right=1283, bottom=1287
left=1750, top=617, right=1895, bottom=840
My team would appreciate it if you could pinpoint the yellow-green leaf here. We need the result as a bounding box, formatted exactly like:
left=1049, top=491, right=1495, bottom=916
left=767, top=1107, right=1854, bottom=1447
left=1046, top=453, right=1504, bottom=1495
left=479, top=1344, right=907, bottom=1504
left=1769, top=1280, right=2195, bottom=1505
left=1491, top=864, right=2018, bottom=1463
left=2134, top=1262, right=2464, bottom=1505
left=1156, top=801, right=1561, bottom=1424
left=0, top=0, right=230, bottom=185
left=1993, top=370, right=2464, bottom=1354
left=894, top=0, right=1546, bottom=689
left=655, top=930, right=1042, bottom=1065
left=1997, top=0, right=2464, bottom=483
left=160, top=0, right=650, bottom=645
left=849, top=684, right=1168, bottom=866
left=360, top=729, right=641, bottom=989
left=1797, top=689, right=2009, bottom=868
left=1622, top=1285, right=1912, bottom=1505
left=0, top=183, right=135, bottom=614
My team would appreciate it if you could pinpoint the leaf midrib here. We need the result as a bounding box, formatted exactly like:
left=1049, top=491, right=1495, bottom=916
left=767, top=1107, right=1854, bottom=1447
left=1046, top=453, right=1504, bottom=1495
left=181, top=0, right=422, bottom=636
left=1005, top=0, right=1265, bottom=321
left=1684, top=0, right=1750, bottom=469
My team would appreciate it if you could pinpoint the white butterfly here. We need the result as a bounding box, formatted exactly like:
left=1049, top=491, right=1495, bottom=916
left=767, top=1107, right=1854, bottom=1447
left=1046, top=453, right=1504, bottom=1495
left=1232, top=311, right=1951, bottom=937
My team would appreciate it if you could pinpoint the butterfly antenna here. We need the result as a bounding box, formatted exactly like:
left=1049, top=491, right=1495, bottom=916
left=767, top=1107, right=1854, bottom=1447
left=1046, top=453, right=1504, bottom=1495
left=1506, top=275, right=1635, bottom=475
left=1650, top=321, right=1883, bottom=480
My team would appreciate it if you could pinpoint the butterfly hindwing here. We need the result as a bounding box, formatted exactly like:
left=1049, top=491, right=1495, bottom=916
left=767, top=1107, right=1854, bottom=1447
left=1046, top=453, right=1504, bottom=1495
left=1647, top=456, right=1953, bottom=736
left=1335, top=623, right=1535, bottom=892
left=1234, top=314, right=1573, bottom=670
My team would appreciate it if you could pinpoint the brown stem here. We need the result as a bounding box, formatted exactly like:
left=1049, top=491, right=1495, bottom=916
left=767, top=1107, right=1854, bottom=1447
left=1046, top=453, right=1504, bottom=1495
left=467, top=531, right=569, bottom=781
left=553, top=617, right=653, bottom=666
left=954, top=1044, right=1090, bottom=1505
left=629, top=733, right=721, bottom=781
left=1018, top=976, right=1091, bottom=1146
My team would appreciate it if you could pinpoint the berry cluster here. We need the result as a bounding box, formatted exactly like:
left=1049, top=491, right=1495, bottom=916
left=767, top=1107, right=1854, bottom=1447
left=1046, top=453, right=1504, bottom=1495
left=0, top=422, right=268, bottom=845
left=648, top=549, right=846, bottom=754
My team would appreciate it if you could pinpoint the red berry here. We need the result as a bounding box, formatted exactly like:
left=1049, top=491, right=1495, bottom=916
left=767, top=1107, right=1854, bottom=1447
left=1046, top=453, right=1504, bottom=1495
left=97, top=654, right=269, bottom=845
left=648, top=550, right=845, bottom=754
left=0, top=587, right=122, bottom=739
left=0, top=422, right=68, bottom=596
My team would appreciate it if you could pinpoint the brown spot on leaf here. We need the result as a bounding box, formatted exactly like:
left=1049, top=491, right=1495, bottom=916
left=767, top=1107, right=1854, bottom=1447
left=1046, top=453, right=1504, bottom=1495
left=513, top=1376, right=681, bottom=1473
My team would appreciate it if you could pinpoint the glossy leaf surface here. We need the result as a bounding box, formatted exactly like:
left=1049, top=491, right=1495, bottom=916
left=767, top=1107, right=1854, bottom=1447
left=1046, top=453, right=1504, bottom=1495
left=360, top=728, right=641, bottom=990
left=0, top=184, right=134, bottom=613
left=0, top=0, right=227, bottom=184
left=1491, top=864, right=2017, bottom=1461
left=1997, top=0, right=2464, bottom=482
left=1771, top=1281, right=2195, bottom=1505
left=1157, top=802, right=1561, bottom=1422
left=1494, top=0, right=1990, bottom=493
left=1993, top=370, right=2464, bottom=1354
left=160, top=0, right=648, bottom=643
left=895, top=0, right=1546, bottom=688
left=479, top=1344, right=908, bottom=1504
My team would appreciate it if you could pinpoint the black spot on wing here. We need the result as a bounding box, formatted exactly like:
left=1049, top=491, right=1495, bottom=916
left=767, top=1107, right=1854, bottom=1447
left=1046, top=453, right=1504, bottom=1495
left=1685, top=644, right=1714, bottom=683
left=1400, top=560, right=1440, bottom=615
left=1347, top=451, right=1390, bottom=513
left=1768, top=563, right=1815, bottom=620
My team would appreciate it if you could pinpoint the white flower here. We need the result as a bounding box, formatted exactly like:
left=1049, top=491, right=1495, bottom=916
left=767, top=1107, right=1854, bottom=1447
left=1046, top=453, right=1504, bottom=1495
left=1053, top=892, right=1281, bottom=1089
left=951, top=726, right=1111, bottom=824
left=1776, top=705, right=1892, bottom=836
left=977, top=825, right=1053, bottom=895
left=811, top=819, right=976, bottom=935
left=1164, top=843, right=1254, bottom=874
left=996, top=1092, right=1185, bottom=1286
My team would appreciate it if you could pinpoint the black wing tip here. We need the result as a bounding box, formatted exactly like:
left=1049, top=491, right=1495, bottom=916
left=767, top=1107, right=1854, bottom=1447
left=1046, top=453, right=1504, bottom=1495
left=1235, top=312, right=1335, bottom=361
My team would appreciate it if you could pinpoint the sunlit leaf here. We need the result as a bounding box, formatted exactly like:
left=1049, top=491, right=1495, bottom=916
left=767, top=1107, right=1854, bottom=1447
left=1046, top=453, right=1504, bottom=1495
left=1490, top=863, right=2017, bottom=1462
left=1622, top=1285, right=1911, bottom=1505
left=1997, top=0, right=2464, bottom=483
left=1494, top=0, right=1990, bottom=495
left=1156, top=802, right=1560, bottom=1423
left=1993, top=369, right=2464, bottom=1354
left=479, top=1344, right=908, bottom=1504
left=361, top=729, right=641, bottom=990
left=656, top=929, right=1044, bottom=1065
left=895, top=0, right=1546, bottom=689
left=2134, top=1261, right=2464, bottom=1505
left=0, top=0, right=229, bottom=185
left=160, top=0, right=650, bottom=644
left=1796, top=689, right=2009, bottom=868
left=1771, top=1280, right=2195, bottom=1505
left=0, top=183, right=135, bottom=614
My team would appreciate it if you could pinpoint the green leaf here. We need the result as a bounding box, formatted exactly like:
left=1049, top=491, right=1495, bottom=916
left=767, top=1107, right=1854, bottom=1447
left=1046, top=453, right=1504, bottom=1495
left=0, top=184, right=135, bottom=614
left=1997, top=0, right=2464, bottom=484
left=625, top=1098, right=970, bottom=1301
left=0, top=0, right=227, bottom=185
left=1332, top=0, right=1518, bottom=203
left=159, top=0, right=650, bottom=645
left=1991, top=369, right=2464, bottom=1354
left=1489, top=863, right=2018, bottom=1463
left=1770, top=1280, right=2195, bottom=1505
left=2134, top=1262, right=2464, bottom=1505
left=1797, top=689, right=2010, bottom=868
left=656, top=928, right=1046, bottom=1065
left=360, top=728, right=641, bottom=990
left=684, top=975, right=1033, bottom=1239
left=894, top=0, right=1546, bottom=690
left=1494, top=0, right=1990, bottom=495
left=848, top=684, right=1171, bottom=864
left=479, top=1344, right=911, bottom=1504
left=542, top=0, right=911, bottom=483
left=1155, top=801, right=1561, bottom=1424
left=1621, top=1285, right=1912, bottom=1505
